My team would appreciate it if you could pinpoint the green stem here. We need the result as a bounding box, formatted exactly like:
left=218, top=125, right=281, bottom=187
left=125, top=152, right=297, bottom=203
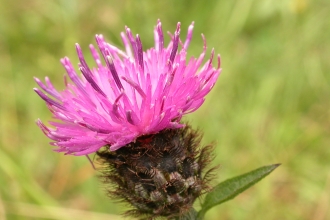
left=173, top=208, right=200, bottom=220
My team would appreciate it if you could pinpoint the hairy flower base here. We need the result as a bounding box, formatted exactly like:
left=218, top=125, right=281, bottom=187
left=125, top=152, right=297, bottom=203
left=97, top=125, right=216, bottom=219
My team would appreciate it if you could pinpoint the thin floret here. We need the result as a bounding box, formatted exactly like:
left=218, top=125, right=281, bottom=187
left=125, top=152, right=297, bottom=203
left=34, top=20, right=221, bottom=155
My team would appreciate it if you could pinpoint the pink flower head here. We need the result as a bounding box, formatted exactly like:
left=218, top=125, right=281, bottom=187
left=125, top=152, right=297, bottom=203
left=34, top=20, right=221, bottom=155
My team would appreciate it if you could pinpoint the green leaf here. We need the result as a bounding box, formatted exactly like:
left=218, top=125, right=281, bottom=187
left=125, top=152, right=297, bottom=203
left=198, top=164, right=280, bottom=219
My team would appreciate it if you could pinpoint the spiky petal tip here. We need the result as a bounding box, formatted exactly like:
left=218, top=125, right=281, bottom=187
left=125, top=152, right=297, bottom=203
left=34, top=20, right=221, bottom=155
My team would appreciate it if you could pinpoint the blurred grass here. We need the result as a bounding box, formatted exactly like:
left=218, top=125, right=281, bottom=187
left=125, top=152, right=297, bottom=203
left=0, top=0, right=329, bottom=219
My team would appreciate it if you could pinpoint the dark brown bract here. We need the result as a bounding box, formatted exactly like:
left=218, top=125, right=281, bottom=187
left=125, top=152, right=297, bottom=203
left=97, top=125, right=216, bottom=219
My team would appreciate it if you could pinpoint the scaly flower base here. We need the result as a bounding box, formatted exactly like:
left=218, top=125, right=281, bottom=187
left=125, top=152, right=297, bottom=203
left=97, top=125, right=215, bottom=219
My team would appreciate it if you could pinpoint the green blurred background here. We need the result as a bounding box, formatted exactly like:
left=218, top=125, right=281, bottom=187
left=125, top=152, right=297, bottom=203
left=1, top=0, right=329, bottom=219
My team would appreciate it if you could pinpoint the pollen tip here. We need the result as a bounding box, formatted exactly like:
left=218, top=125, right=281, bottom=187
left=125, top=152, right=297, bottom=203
left=201, top=34, right=207, bottom=52
left=125, top=27, right=131, bottom=33
left=95, top=34, right=103, bottom=44
left=106, top=55, right=114, bottom=64
left=61, top=57, right=70, bottom=63
left=176, top=22, right=181, bottom=33
left=217, top=54, right=221, bottom=69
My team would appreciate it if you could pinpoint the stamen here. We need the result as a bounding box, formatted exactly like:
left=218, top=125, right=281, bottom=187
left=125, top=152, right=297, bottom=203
left=45, top=77, right=57, bottom=90
left=204, top=71, right=215, bottom=85
left=160, top=96, right=165, bottom=112
left=112, top=93, right=124, bottom=118
left=105, top=54, right=124, bottom=90
left=169, top=22, right=181, bottom=63
left=63, top=75, right=68, bottom=87
left=156, top=19, right=164, bottom=50
left=95, top=35, right=124, bottom=91
left=154, top=29, right=159, bottom=51
left=217, top=54, right=221, bottom=69
left=178, top=37, right=185, bottom=49
left=89, top=44, right=102, bottom=67
left=121, top=32, right=132, bottom=57
left=36, top=119, right=51, bottom=135
left=135, top=35, right=144, bottom=72
left=61, top=57, right=91, bottom=100
left=126, top=110, right=134, bottom=125
left=79, top=65, right=107, bottom=97
left=34, top=88, right=66, bottom=111
left=164, top=65, right=178, bottom=93
left=125, top=27, right=138, bottom=61
left=121, top=76, right=146, bottom=98
left=34, top=77, right=60, bottom=99
left=183, top=22, right=194, bottom=50
left=77, top=122, right=111, bottom=134
left=125, top=109, right=141, bottom=126
left=201, top=34, right=207, bottom=54
left=208, top=48, right=214, bottom=68
left=76, top=44, right=107, bottom=97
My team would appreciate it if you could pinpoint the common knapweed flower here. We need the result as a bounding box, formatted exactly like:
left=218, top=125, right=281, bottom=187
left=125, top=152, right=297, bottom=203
left=35, top=20, right=221, bottom=219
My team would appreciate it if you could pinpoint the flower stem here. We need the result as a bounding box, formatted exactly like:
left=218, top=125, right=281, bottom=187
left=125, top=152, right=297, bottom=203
left=173, top=208, right=200, bottom=220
